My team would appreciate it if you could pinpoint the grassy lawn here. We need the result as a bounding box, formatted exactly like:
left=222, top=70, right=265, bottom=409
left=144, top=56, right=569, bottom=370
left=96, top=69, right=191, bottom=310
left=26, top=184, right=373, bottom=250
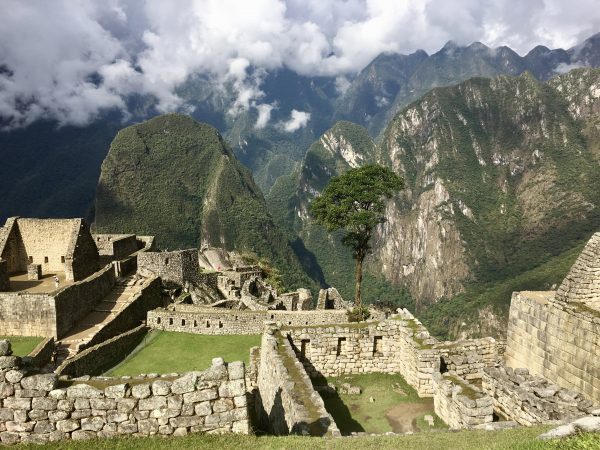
left=0, top=335, right=44, bottom=356
left=106, top=331, right=260, bottom=376
left=15, top=426, right=600, bottom=449
left=318, top=372, right=444, bottom=434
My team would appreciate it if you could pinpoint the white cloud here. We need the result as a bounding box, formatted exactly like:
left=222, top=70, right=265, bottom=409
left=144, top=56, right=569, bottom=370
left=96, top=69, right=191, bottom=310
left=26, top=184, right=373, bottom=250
left=280, top=109, right=311, bottom=132
left=254, top=103, right=276, bottom=129
left=1, top=0, right=600, bottom=128
left=554, top=61, right=589, bottom=74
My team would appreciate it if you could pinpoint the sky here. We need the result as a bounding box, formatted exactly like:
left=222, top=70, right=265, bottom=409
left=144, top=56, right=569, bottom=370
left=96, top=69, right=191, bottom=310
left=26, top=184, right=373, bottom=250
left=0, top=0, right=599, bottom=129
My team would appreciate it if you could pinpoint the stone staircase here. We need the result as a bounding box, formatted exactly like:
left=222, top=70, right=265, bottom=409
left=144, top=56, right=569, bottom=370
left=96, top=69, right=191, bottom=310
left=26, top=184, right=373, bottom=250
left=54, top=274, right=146, bottom=366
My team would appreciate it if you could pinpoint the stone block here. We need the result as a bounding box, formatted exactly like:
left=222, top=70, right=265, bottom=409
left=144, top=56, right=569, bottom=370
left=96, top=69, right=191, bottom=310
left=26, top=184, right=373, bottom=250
left=81, top=416, right=105, bottom=431
left=0, top=356, right=21, bottom=370
left=0, top=382, right=14, bottom=398
left=3, top=397, right=30, bottom=409
left=105, top=384, right=128, bottom=398
left=34, top=420, right=55, bottom=434
left=151, top=380, right=171, bottom=396
left=194, top=401, right=212, bottom=416
left=56, top=419, right=80, bottom=432
left=107, top=411, right=129, bottom=423
left=212, top=398, right=234, bottom=413
left=74, top=398, right=90, bottom=410
left=72, top=430, right=97, bottom=440
left=5, top=370, right=24, bottom=384
left=183, top=388, right=218, bottom=404
left=67, top=384, right=103, bottom=398
left=90, top=397, right=116, bottom=410
left=138, top=396, right=167, bottom=411
left=117, top=423, right=138, bottom=434
left=22, top=373, right=59, bottom=392
left=132, top=383, right=151, bottom=399
left=28, top=409, right=49, bottom=420
left=228, top=361, right=245, bottom=380
left=116, top=398, right=137, bottom=412
left=171, top=373, right=197, bottom=394
left=0, top=431, right=20, bottom=445
left=170, top=415, right=204, bottom=428
left=27, top=264, right=42, bottom=280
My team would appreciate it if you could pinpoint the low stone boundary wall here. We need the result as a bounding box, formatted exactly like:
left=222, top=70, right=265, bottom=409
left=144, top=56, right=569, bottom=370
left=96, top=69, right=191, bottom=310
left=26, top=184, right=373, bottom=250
left=256, top=324, right=340, bottom=436
left=81, top=277, right=162, bottom=351
left=0, top=345, right=249, bottom=444
left=147, top=307, right=348, bottom=335
left=432, top=372, right=493, bottom=429
left=482, top=366, right=596, bottom=426
left=56, top=325, right=148, bottom=378
left=23, top=337, right=55, bottom=368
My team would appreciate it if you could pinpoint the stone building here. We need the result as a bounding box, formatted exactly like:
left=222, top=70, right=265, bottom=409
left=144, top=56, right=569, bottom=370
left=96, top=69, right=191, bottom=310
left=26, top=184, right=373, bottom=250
left=505, top=232, right=600, bottom=403
left=0, top=217, right=99, bottom=283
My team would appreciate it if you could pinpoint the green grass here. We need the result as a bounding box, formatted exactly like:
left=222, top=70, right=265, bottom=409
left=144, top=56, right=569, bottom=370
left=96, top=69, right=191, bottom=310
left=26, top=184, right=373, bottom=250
left=106, top=331, right=260, bottom=376
left=16, top=426, right=600, bottom=449
left=0, top=335, right=44, bottom=356
left=319, top=373, right=434, bottom=434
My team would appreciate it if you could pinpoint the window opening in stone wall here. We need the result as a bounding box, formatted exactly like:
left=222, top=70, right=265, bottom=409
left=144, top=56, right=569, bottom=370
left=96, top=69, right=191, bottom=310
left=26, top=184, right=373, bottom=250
left=235, top=316, right=238, bottom=321
left=301, top=339, right=310, bottom=358
left=373, top=336, right=383, bottom=355
left=288, top=321, right=291, bottom=325
left=337, top=337, right=347, bottom=356
left=28, top=256, right=33, bottom=264
left=165, top=258, right=169, bottom=265
left=206, top=321, right=210, bottom=328
left=219, top=321, right=223, bottom=328
left=439, top=356, right=448, bottom=374
left=61, top=256, right=65, bottom=263
left=325, top=298, right=334, bottom=309
left=157, top=317, right=161, bottom=324
left=181, top=319, right=186, bottom=326
left=194, top=320, right=197, bottom=327
left=271, top=314, right=274, bottom=319
left=169, top=318, right=173, bottom=325
left=44, top=256, right=48, bottom=263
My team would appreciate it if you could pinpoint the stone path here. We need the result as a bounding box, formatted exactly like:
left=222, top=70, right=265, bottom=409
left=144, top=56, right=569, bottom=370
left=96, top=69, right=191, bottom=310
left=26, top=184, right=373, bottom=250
left=54, top=274, right=146, bottom=364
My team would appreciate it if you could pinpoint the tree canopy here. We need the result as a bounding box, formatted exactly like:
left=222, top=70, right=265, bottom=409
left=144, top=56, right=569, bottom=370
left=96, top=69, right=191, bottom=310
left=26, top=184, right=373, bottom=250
left=312, top=164, right=404, bottom=310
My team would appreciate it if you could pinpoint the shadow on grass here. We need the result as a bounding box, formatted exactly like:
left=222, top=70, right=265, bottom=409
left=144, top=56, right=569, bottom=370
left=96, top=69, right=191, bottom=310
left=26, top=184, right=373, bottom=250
left=320, top=390, right=365, bottom=434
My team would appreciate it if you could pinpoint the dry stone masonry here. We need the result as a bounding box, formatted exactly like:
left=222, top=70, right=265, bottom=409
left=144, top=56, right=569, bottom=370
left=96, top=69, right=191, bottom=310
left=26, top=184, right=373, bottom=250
left=482, top=366, right=597, bottom=426
left=0, top=341, right=249, bottom=444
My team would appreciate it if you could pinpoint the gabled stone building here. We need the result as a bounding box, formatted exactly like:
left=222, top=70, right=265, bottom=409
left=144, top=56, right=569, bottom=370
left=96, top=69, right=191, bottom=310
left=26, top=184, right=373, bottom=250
left=0, top=217, right=99, bottom=283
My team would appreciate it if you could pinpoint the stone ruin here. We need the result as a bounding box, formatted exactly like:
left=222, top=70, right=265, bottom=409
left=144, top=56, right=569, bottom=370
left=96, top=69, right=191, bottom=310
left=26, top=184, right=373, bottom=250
left=2, top=218, right=600, bottom=444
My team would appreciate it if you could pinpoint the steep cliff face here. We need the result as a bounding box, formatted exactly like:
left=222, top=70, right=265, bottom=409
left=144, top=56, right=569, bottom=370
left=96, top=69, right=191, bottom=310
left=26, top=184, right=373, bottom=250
left=94, top=113, right=312, bottom=289
left=376, top=68, right=600, bottom=308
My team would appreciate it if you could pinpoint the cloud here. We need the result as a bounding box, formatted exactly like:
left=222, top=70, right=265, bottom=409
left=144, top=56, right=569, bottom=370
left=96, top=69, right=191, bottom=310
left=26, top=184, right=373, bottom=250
left=1, top=0, right=600, bottom=128
left=254, top=103, right=276, bottom=129
left=554, top=61, right=589, bottom=74
left=280, top=109, right=311, bottom=132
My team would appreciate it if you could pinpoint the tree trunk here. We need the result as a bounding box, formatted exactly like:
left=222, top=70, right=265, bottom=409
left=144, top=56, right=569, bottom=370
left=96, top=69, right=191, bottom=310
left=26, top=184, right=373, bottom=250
left=354, top=255, right=364, bottom=308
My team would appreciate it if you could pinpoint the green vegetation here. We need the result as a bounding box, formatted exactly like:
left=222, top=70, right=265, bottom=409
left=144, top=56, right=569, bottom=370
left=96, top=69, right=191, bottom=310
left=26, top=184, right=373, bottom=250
left=312, top=164, right=404, bottom=309
left=0, top=336, right=44, bottom=356
left=94, top=113, right=313, bottom=290
left=106, top=331, right=260, bottom=376
left=420, top=242, right=584, bottom=339
left=318, top=372, right=437, bottom=434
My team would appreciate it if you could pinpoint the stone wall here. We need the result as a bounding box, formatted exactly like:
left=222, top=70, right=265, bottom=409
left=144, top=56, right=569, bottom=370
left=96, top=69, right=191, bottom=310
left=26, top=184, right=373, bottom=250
left=0, top=345, right=249, bottom=444
left=256, top=325, right=340, bottom=436
left=0, top=260, right=9, bottom=291
left=57, top=326, right=149, bottom=377
left=66, top=220, right=100, bottom=282
left=24, top=337, right=55, bottom=369
left=93, top=234, right=139, bottom=262
left=147, top=306, right=348, bottom=336
left=54, top=264, right=117, bottom=338
left=0, top=264, right=116, bottom=338
left=197, top=272, right=218, bottom=291
left=137, top=250, right=199, bottom=288
left=284, top=310, right=499, bottom=398
left=432, top=372, right=493, bottom=429
left=80, top=277, right=162, bottom=351
left=505, top=291, right=600, bottom=403
left=482, top=366, right=596, bottom=426
left=0, top=292, right=56, bottom=336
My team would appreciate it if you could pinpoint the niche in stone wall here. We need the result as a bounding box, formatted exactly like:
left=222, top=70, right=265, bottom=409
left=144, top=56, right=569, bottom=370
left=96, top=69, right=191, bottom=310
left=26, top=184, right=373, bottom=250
left=28, top=256, right=33, bottom=264
left=157, top=317, right=161, bottom=325
left=372, top=336, right=382, bottom=355
left=439, top=356, right=448, bottom=374
left=169, top=318, right=173, bottom=325
left=336, top=337, right=346, bottom=356
left=181, top=319, right=186, bottom=326
left=301, top=339, right=310, bottom=357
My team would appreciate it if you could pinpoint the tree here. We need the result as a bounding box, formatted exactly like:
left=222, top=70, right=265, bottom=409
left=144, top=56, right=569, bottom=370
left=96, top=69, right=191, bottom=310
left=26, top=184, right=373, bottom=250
left=311, top=164, right=404, bottom=311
